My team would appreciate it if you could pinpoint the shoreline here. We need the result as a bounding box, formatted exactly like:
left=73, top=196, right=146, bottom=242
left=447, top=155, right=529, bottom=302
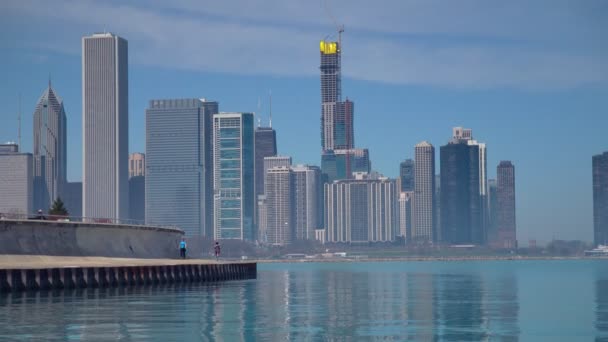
left=253, top=255, right=606, bottom=263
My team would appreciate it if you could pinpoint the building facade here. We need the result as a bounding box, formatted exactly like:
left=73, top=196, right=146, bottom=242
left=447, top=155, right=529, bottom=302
left=440, top=139, right=482, bottom=245
left=129, top=152, right=145, bottom=178
left=264, top=166, right=295, bottom=245
left=292, top=165, right=322, bottom=240
left=321, top=148, right=370, bottom=182
left=413, top=141, right=435, bottom=243
left=399, top=159, right=415, bottom=192
left=33, top=82, right=67, bottom=211
left=82, top=32, right=129, bottom=221
left=254, top=127, right=277, bottom=207
left=496, top=161, right=517, bottom=248
left=146, top=98, right=218, bottom=236
left=399, top=191, right=414, bottom=241
left=594, top=152, right=608, bottom=246
left=63, top=182, right=82, bottom=219
left=0, top=144, right=33, bottom=217
left=213, top=112, right=255, bottom=241
left=487, top=179, right=498, bottom=245
left=325, top=176, right=397, bottom=243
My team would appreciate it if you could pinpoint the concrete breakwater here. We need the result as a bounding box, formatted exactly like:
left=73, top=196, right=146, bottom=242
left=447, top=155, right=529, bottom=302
left=0, top=257, right=256, bottom=292
left=0, top=219, right=184, bottom=259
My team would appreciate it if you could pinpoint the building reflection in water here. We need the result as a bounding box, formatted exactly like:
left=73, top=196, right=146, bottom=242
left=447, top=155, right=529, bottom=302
left=0, top=264, right=526, bottom=340
left=596, top=278, right=608, bottom=341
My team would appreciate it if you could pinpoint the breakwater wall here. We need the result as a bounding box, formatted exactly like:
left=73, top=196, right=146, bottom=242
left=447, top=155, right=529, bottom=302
left=0, top=262, right=257, bottom=292
left=0, top=219, right=184, bottom=259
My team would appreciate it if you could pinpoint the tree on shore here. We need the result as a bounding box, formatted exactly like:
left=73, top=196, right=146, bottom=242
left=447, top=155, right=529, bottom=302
left=49, top=197, right=69, bottom=216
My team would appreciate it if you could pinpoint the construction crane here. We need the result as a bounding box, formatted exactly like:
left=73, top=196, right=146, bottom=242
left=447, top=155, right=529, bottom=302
left=323, top=0, right=344, bottom=49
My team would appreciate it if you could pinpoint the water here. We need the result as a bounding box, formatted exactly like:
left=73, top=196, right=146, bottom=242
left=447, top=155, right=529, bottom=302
left=0, top=259, right=607, bottom=341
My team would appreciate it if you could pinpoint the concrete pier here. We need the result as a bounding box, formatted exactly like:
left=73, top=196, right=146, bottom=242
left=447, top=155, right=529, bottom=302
left=0, top=255, right=256, bottom=293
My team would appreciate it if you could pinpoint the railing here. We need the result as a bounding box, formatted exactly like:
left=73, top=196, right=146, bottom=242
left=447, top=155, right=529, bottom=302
left=0, top=212, right=180, bottom=231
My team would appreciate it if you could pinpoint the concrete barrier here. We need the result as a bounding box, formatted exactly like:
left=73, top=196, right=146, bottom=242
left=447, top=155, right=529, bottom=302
left=0, top=262, right=257, bottom=292
left=0, top=219, right=184, bottom=259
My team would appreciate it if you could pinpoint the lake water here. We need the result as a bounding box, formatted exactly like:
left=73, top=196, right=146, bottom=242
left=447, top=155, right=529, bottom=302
left=0, top=259, right=607, bottom=341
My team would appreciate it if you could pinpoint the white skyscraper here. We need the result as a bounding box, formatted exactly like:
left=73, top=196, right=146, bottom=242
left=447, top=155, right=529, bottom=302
left=0, top=144, right=33, bottom=217
left=413, top=141, right=435, bottom=243
left=82, top=33, right=129, bottom=221
left=265, top=166, right=294, bottom=246
left=292, top=165, right=322, bottom=241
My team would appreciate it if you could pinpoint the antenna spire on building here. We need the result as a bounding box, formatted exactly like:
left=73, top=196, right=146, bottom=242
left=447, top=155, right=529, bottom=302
left=269, top=90, right=272, bottom=128
left=18, top=93, right=21, bottom=152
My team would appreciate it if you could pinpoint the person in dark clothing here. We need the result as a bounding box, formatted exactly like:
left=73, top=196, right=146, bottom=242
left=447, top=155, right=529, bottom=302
left=179, top=239, right=187, bottom=259
left=214, top=241, right=221, bottom=261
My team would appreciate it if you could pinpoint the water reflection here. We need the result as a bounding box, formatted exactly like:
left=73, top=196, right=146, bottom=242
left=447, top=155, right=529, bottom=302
left=596, top=278, right=608, bottom=341
left=9, top=261, right=602, bottom=341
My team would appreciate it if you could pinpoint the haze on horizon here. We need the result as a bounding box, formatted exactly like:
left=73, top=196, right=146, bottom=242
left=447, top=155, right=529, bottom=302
left=0, top=0, right=607, bottom=245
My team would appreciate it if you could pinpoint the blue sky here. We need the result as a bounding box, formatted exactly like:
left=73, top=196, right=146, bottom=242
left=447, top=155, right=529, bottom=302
left=1, top=0, right=607, bottom=244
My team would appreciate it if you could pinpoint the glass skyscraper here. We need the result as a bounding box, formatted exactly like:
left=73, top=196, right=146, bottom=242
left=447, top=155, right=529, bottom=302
left=213, top=112, right=255, bottom=241
left=145, top=98, right=218, bottom=237
left=593, top=152, right=608, bottom=246
left=33, top=81, right=67, bottom=212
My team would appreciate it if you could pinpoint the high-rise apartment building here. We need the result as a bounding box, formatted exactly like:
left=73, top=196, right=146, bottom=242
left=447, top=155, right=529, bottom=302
left=129, top=152, right=145, bottom=178
left=265, top=166, right=295, bottom=245
left=594, top=152, right=608, bottom=246
left=413, top=142, right=435, bottom=243
left=146, top=98, right=218, bottom=236
left=33, top=81, right=67, bottom=211
left=440, top=138, right=482, bottom=245
left=496, top=161, right=516, bottom=248
left=213, top=112, right=255, bottom=241
left=325, top=175, right=397, bottom=243
left=0, top=144, right=33, bottom=217
left=82, top=32, right=128, bottom=221
left=292, top=165, right=322, bottom=240
left=399, top=159, right=415, bottom=192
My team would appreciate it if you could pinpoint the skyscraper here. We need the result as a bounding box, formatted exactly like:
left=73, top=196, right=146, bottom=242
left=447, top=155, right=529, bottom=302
left=399, top=159, right=415, bottom=192
left=320, top=39, right=341, bottom=152
left=321, top=148, right=371, bottom=182
left=496, top=161, right=516, bottom=248
left=334, top=99, right=354, bottom=150
left=487, top=179, right=498, bottom=245
left=263, top=156, right=292, bottom=178
left=129, top=152, right=145, bottom=178
left=265, top=166, right=295, bottom=245
left=0, top=143, right=33, bottom=217
left=33, top=81, right=67, bottom=212
left=63, top=182, right=82, bottom=219
left=413, top=142, right=435, bottom=243
left=254, top=126, right=277, bottom=206
left=213, top=112, right=255, bottom=241
left=292, top=165, right=322, bottom=240
left=399, top=191, right=414, bottom=241
left=325, top=175, right=397, bottom=243
left=146, top=98, right=218, bottom=236
left=440, top=139, right=482, bottom=245
left=594, top=152, right=608, bottom=246
left=82, top=32, right=128, bottom=221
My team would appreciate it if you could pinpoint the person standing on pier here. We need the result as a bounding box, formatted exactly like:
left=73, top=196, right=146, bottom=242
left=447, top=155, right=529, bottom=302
left=179, top=239, right=187, bottom=259
left=214, top=241, right=221, bottom=261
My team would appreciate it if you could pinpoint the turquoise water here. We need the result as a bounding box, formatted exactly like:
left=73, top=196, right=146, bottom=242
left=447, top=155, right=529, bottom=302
left=0, top=259, right=607, bottom=341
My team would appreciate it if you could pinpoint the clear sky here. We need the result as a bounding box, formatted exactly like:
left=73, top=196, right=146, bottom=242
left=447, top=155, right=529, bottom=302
left=1, top=0, right=607, bottom=245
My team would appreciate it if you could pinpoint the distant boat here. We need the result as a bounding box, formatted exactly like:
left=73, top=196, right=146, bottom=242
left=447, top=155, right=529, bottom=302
left=584, top=245, right=608, bottom=256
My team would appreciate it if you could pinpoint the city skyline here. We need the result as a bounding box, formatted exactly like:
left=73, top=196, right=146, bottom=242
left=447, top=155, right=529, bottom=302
left=1, top=1, right=607, bottom=244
